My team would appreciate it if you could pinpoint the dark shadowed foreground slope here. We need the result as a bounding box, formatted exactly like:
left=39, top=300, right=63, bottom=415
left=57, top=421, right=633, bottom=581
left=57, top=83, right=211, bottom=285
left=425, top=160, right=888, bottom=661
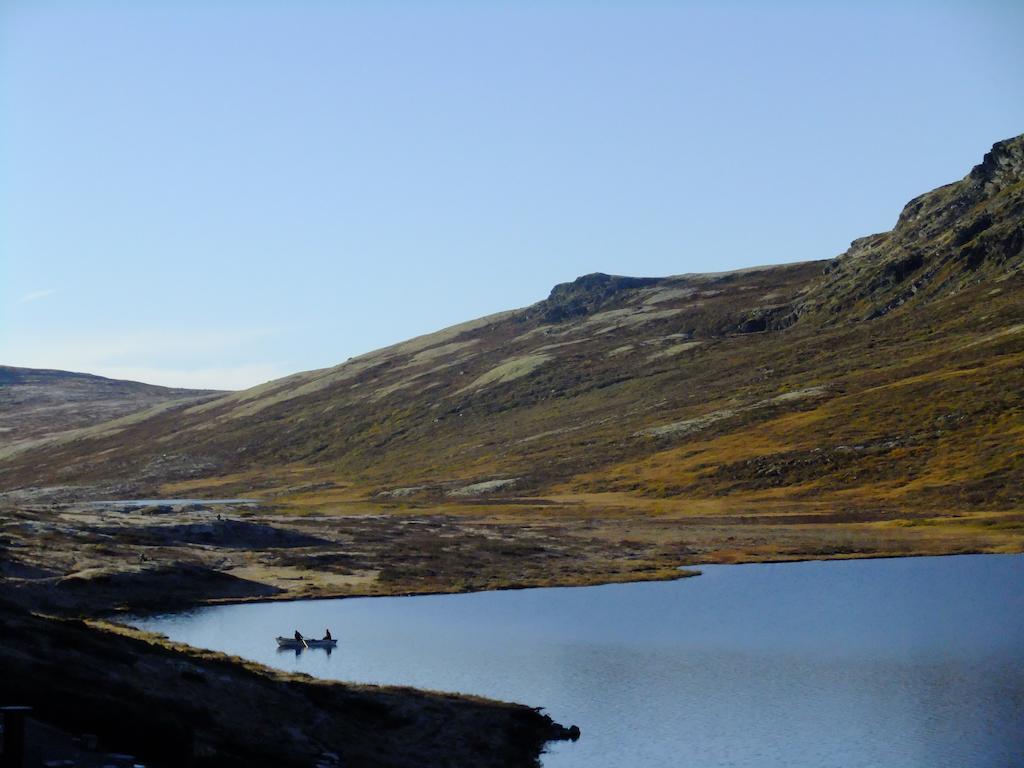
left=0, top=599, right=570, bottom=768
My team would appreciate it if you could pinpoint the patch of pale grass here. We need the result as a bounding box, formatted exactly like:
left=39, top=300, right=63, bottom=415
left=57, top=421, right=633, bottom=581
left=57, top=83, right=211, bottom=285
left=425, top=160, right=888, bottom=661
left=458, top=354, right=552, bottom=392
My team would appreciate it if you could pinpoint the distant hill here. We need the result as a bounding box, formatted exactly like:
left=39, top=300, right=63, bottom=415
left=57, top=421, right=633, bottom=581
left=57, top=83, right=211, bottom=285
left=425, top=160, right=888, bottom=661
left=0, top=366, right=222, bottom=450
left=1, top=135, right=1021, bottom=520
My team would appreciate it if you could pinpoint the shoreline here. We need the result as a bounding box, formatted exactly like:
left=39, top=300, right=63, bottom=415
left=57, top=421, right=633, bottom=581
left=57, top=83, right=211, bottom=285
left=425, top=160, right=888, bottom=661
left=0, top=599, right=578, bottom=768
left=112, top=566, right=701, bottom=618
left=110, top=546, right=1019, bottom=620
left=4, top=493, right=1021, bottom=766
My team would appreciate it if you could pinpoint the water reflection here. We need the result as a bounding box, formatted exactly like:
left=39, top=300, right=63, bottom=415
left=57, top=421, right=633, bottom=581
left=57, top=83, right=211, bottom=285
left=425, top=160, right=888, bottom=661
left=276, top=645, right=333, bottom=658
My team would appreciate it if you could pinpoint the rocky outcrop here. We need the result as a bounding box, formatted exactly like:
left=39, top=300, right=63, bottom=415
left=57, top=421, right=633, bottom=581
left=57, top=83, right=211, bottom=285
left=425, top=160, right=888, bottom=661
left=532, top=272, right=663, bottom=323
left=798, top=134, right=1024, bottom=323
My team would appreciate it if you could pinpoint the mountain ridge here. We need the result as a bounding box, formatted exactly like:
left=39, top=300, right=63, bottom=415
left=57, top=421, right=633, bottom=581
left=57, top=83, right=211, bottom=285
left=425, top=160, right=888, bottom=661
left=1, top=135, right=1022, bottom=531
left=798, top=133, right=1023, bottom=323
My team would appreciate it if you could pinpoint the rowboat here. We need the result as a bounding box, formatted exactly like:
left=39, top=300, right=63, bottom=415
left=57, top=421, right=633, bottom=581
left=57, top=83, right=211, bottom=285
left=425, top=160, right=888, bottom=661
left=276, top=636, right=338, bottom=648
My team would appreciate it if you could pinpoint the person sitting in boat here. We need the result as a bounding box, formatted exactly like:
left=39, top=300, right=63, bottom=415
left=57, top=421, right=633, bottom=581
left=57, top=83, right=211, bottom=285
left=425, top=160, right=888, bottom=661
left=323, top=628, right=332, bottom=641
left=294, top=630, right=303, bottom=642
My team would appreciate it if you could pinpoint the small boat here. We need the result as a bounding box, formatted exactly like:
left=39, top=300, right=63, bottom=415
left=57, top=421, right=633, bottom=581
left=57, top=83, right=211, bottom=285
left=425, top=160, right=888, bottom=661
left=276, top=636, right=338, bottom=649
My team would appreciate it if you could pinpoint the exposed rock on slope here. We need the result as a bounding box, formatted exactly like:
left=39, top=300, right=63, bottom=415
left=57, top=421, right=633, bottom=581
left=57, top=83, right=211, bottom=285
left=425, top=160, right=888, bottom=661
left=800, top=135, right=1024, bottom=322
left=533, top=272, right=663, bottom=322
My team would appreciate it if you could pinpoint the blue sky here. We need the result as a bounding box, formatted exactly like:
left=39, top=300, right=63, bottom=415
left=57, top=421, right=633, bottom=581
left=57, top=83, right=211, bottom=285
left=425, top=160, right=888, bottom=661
left=2, top=1, right=1022, bottom=390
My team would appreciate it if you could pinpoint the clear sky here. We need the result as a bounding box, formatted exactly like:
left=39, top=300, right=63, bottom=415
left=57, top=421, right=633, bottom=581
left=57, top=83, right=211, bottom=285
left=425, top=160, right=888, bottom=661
left=2, top=1, right=1022, bottom=390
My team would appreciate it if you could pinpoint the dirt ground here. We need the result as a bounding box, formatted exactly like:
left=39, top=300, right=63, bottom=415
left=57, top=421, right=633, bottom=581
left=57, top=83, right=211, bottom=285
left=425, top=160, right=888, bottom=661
left=4, top=490, right=1020, bottom=616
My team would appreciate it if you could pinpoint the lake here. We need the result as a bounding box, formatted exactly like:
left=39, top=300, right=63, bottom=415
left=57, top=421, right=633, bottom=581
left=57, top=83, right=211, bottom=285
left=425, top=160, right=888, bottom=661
left=131, top=554, right=1024, bottom=768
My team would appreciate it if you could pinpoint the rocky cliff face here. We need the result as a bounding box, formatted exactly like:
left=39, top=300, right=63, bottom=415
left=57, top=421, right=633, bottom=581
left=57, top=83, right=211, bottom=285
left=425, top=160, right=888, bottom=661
left=799, top=134, right=1024, bottom=323
left=532, top=273, right=664, bottom=323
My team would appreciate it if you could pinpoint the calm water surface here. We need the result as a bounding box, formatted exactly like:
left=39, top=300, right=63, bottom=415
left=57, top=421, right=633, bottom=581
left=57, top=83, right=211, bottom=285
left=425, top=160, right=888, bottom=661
left=133, top=555, right=1024, bottom=768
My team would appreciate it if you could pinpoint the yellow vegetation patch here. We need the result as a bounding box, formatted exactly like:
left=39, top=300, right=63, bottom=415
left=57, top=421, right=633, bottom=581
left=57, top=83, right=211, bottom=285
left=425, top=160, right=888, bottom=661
left=227, top=565, right=381, bottom=593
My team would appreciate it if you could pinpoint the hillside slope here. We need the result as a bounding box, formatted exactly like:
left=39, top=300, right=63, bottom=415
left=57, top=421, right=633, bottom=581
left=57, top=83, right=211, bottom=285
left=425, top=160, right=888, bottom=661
left=0, top=366, right=222, bottom=448
left=2, top=136, right=1022, bottom=535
